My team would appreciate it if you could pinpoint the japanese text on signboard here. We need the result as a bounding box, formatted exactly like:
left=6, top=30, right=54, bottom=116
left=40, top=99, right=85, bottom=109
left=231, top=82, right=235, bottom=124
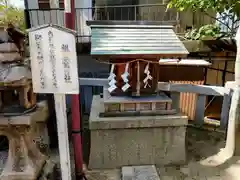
left=29, top=25, right=79, bottom=94
left=35, top=34, right=45, bottom=89
left=61, top=44, right=72, bottom=83
left=48, top=30, right=58, bottom=89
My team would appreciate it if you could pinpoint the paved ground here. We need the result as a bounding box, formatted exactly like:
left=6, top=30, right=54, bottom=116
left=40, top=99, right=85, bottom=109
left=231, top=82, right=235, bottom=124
left=1, top=127, right=240, bottom=180
left=83, top=127, right=240, bottom=180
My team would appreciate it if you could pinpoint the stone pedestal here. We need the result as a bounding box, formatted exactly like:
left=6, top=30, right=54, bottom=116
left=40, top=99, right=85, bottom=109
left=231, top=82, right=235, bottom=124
left=88, top=96, right=188, bottom=169
left=0, top=101, right=49, bottom=180
left=103, top=88, right=175, bottom=116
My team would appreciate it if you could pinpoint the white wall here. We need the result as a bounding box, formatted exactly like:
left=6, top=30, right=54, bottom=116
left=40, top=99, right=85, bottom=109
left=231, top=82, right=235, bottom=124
left=27, top=0, right=38, bottom=9
left=29, top=10, right=65, bottom=27
left=27, top=0, right=92, bottom=43
left=75, top=0, right=92, bottom=43
left=27, top=0, right=64, bottom=28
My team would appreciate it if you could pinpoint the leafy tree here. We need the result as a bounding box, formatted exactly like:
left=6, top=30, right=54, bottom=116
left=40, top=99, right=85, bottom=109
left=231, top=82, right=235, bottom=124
left=0, top=0, right=9, bottom=6
left=0, top=0, right=25, bottom=30
left=168, top=0, right=240, bottom=37
left=184, top=24, right=224, bottom=40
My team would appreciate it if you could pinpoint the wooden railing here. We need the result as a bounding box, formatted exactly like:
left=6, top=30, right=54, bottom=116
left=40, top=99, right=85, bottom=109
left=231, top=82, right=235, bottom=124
left=158, top=81, right=234, bottom=129
left=79, top=78, right=234, bottom=130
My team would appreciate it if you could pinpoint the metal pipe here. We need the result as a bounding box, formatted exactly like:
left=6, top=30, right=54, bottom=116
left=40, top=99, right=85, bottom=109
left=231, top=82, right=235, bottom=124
left=64, top=0, right=84, bottom=179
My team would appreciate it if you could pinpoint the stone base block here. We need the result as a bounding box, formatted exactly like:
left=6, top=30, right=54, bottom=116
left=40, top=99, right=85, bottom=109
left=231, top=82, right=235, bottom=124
left=88, top=96, right=188, bottom=169
left=0, top=101, right=49, bottom=180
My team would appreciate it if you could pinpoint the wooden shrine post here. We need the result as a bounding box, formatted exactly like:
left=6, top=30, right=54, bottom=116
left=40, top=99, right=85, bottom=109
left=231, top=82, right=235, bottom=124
left=28, top=24, right=79, bottom=180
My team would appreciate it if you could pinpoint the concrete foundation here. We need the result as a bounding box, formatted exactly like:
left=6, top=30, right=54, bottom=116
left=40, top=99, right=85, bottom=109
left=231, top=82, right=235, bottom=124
left=88, top=96, right=188, bottom=169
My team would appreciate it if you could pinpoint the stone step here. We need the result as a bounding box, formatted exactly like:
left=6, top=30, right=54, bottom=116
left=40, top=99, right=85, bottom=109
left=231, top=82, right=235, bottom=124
left=122, top=165, right=160, bottom=180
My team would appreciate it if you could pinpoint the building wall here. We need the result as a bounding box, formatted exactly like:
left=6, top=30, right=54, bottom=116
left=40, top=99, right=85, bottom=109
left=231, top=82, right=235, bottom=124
left=206, top=60, right=235, bottom=86
left=204, top=59, right=235, bottom=120
left=26, top=0, right=92, bottom=43
left=25, top=0, right=215, bottom=42
left=137, top=0, right=214, bottom=32
left=27, top=0, right=38, bottom=9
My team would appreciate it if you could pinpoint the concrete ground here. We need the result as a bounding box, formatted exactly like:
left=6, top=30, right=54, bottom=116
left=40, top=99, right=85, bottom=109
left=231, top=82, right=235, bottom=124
left=1, top=127, right=240, bottom=180
left=83, top=127, right=240, bottom=180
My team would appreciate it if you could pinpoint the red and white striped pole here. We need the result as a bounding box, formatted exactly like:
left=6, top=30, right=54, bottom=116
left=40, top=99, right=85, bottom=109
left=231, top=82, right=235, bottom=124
left=64, top=0, right=84, bottom=179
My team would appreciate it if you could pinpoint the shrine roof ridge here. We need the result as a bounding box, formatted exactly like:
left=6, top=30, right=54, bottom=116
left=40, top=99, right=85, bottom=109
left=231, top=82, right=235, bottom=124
left=87, top=20, right=175, bottom=29
left=27, top=24, right=77, bottom=35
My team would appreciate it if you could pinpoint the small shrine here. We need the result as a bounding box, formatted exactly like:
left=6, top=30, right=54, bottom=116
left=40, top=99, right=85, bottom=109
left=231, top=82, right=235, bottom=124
left=88, top=21, right=210, bottom=117
left=87, top=21, right=210, bottom=169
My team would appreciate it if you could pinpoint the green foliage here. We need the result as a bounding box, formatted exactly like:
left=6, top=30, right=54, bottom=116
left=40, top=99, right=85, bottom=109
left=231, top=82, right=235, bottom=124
left=168, top=0, right=240, bottom=36
left=184, top=24, right=227, bottom=40
left=167, top=0, right=240, bottom=15
left=0, top=2, right=25, bottom=31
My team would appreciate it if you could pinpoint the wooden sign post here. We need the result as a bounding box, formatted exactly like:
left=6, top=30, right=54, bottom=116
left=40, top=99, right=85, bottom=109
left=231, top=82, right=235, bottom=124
left=28, top=24, right=79, bottom=180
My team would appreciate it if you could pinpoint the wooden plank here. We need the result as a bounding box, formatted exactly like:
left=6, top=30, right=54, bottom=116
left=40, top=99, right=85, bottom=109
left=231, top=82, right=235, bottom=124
left=158, top=82, right=229, bottom=96
left=194, top=94, right=206, bottom=126
left=120, top=104, right=125, bottom=112
left=152, top=102, right=156, bottom=111
left=136, top=103, right=141, bottom=111
left=54, top=94, right=72, bottom=180
left=167, top=102, right=172, bottom=110
left=122, top=165, right=160, bottom=180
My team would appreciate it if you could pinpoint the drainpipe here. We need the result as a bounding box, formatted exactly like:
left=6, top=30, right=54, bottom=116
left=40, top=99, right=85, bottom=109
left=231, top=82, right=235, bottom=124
left=64, top=0, right=84, bottom=179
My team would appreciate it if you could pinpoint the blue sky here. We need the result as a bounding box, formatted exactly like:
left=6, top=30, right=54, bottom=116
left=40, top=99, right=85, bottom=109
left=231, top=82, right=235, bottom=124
left=10, top=0, right=24, bottom=8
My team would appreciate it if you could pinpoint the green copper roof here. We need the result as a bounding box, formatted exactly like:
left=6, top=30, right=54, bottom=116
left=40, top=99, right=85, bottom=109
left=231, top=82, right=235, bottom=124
left=88, top=22, right=189, bottom=56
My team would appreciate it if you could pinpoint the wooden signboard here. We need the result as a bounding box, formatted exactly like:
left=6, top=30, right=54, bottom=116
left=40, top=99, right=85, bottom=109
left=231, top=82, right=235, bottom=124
left=28, top=24, right=79, bottom=180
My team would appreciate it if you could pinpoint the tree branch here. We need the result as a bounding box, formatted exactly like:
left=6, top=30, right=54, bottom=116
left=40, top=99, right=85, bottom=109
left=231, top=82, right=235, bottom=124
left=202, top=10, right=232, bottom=32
